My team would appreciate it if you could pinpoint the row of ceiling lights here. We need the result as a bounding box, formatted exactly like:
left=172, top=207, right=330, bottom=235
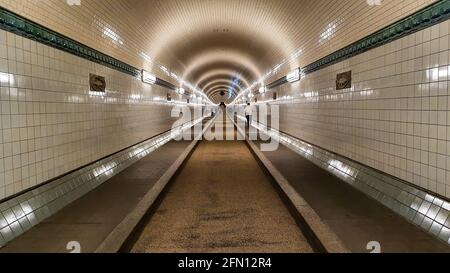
left=138, top=40, right=306, bottom=105
left=108, top=15, right=339, bottom=105
left=229, top=18, right=339, bottom=103
left=141, top=68, right=211, bottom=103
left=234, top=67, right=301, bottom=101
left=137, top=45, right=307, bottom=105
left=140, top=51, right=214, bottom=104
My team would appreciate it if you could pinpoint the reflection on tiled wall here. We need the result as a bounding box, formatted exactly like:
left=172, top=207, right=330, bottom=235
left=245, top=118, right=450, bottom=245
left=260, top=19, right=450, bottom=198
left=0, top=116, right=211, bottom=247
left=0, top=29, right=184, bottom=200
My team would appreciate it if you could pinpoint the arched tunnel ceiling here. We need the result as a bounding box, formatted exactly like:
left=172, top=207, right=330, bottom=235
left=0, top=0, right=436, bottom=103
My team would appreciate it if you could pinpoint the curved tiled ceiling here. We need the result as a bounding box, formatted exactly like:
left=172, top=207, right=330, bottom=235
left=0, top=0, right=436, bottom=103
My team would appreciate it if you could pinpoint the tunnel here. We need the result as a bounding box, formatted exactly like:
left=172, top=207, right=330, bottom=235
left=0, top=0, right=448, bottom=262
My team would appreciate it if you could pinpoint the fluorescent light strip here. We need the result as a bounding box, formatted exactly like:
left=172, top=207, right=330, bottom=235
left=286, top=68, right=300, bottom=83
left=142, top=69, right=156, bottom=85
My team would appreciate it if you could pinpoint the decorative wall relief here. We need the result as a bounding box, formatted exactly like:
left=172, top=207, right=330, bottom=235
left=336, top=71, right=351, bottom=90
left=89, top=73, right=106, bottom=92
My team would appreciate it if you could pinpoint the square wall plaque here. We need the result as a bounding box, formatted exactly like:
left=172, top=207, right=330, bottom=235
left=89, top=73, right=106, bottom=92
left=336, top=71, right=351, bottom=90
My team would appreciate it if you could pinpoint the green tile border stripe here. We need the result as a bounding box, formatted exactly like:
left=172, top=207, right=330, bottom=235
left=302, top=0, right=450, bottom=75
left=0, top=6, right=140, bottom=77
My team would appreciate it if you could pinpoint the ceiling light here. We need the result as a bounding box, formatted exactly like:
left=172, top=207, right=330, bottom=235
left=141, top=69, right=156, bottom=84
left=286, top=68, right=300, bottom=83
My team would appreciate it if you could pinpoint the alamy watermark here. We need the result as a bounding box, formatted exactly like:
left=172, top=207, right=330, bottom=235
left=367, top=241, right=381, bottom=253
left=66, top=241, right=81, bottom=253
left=170, top=104, right=280, bottom=151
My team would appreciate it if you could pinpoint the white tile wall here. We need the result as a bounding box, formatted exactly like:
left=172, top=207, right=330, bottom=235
left=261, top=20, right=450, bottom=198
left=0, top=30, right=183, bottom=200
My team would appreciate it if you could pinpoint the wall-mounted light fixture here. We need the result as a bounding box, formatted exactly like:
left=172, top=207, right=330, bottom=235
left=286, top=68, right=300, bottom=83
left=259, top=86, right=266, bottom=94
left=142, top=69, right=156, bottom=84
left=178, top=87, right=185, bottom=95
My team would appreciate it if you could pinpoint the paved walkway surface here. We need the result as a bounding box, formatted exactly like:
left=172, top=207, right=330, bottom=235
left=131, top=113, right=313, bottom=253
left=253, top=138, right=450, bottom=253
left=0, top=137, right=194, bottom=253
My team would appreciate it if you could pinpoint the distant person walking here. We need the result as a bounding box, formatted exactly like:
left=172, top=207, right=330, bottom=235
left=244, top=103, right=253, bottom=127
